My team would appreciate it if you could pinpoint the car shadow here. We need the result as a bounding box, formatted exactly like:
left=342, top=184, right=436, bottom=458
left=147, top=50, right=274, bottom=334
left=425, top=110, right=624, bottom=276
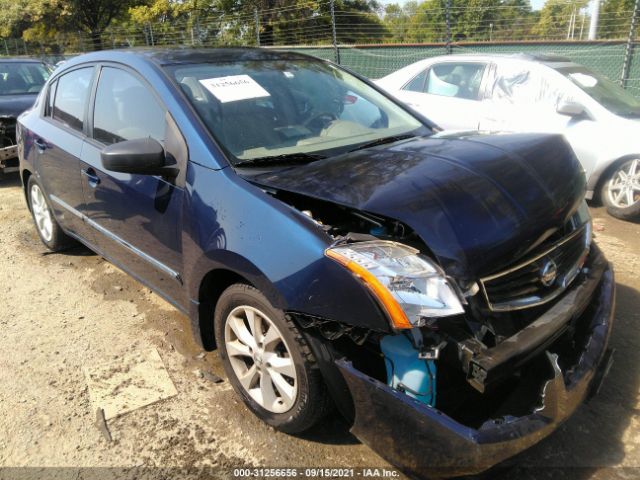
left=464, top=281, right=640, bottom=480
left=297, top=412, right=361, bottom=446
left=0, top=171, right=21, bottom=188
left=41, top=243, right=95, bottom=257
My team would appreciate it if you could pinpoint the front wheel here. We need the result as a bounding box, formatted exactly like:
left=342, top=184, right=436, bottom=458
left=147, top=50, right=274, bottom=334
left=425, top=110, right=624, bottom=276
left=601, top=159, right=640, bottom=220
left=214, top=284, right=330, bottom=433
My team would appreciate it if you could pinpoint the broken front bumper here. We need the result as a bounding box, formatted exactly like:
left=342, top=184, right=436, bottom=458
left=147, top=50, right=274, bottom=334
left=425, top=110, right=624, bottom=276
left=0, top=145, right=18, bottom=173
left=337, top=252, right=615, bottom=478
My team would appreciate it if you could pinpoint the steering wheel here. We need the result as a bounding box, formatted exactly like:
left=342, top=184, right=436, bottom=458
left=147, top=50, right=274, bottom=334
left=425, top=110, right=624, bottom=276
left=304, top=111, right=338, bottom=131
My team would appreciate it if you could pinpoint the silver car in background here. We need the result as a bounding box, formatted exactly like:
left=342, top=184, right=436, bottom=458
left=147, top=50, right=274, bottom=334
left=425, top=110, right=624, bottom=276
left=376, top=54, right=640, bottom=220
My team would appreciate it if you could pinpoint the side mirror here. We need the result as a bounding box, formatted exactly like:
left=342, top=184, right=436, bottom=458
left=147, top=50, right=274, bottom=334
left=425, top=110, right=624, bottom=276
left=101, top=138, right=178, bottom=177
left=556, top=100, right=587, bottom=118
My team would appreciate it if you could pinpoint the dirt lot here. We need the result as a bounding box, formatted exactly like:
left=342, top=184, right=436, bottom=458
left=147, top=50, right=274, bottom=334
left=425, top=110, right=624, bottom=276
left=0, top=172, right=638, bottom=480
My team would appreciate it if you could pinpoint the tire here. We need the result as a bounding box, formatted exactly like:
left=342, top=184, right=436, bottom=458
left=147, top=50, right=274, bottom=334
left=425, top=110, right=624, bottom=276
left=214, top=283, right=331, bottom=433
left=27, top=176, right=74, bottom=251
left=600, top=158, right=640, bottom=220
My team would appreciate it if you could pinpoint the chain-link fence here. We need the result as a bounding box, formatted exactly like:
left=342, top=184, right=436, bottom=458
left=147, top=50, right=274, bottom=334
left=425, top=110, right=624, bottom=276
left=3, top=0, right=640, bottom=95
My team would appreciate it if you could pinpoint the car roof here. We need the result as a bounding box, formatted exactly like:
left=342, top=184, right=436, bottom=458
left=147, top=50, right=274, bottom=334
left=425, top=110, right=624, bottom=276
left=59, top=47, right=320, bottom=70
left=0, top=58, right=46, bottom=64
left=424, top=52, right=577, bottom=66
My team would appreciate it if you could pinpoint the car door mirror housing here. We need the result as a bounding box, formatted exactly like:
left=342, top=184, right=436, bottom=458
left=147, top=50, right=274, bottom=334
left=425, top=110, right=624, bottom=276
left=101, top=138, right=178, bottom=177
left=556, top=100, right=587, bottom=118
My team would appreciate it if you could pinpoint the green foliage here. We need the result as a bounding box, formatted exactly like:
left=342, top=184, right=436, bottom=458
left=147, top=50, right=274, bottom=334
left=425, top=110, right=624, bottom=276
left=1, top=0, right=638, bottom=54
left=382, top=0, right=534, bottom=43
left=532, top=0, right=587, bottom=38
left=600, top=0, right=636, bottom=39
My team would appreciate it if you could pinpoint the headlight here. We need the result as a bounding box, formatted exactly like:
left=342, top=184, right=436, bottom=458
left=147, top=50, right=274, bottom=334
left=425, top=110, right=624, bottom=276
left=325, top=240, right=464, bottom=329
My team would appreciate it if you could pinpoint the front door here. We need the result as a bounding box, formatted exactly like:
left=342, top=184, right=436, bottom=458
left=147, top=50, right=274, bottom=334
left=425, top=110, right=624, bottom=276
left=80, top=65, right=185, bottom=304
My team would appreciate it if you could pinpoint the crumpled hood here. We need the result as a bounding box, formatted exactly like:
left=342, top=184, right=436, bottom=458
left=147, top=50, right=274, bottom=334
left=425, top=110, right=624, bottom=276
left=251, top=132, right=586, bottom=281
left=0, top=94, right=37, bottom=119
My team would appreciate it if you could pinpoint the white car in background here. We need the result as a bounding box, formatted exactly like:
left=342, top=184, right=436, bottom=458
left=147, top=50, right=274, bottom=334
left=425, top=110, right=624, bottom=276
left=376, top=54, right=640, bottom=220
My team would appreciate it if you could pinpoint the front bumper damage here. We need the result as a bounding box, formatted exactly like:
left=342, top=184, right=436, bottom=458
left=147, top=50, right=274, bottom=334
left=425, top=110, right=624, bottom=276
left=0, top=115, right=18, bottom=173
left=0, top=145, right=18, bottom=173
left=337, top=250, right=615, bottom=477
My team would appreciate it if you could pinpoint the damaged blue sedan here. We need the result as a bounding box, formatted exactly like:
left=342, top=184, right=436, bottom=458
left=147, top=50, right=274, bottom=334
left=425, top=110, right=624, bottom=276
left=17, top=48, right=615, bottom=477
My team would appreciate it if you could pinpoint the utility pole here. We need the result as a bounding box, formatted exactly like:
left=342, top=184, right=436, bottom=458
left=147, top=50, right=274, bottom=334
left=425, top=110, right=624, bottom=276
left=588, top=0, right=600, bottom=40
left=445, top=0, right=452, bottom=54
left=621, top=0, right=640, bottom=87
left=567, top=7, right=578, bottom=40
left=255, top=7, right=260, bottom=47
left=191, top=0, right=198, bottom=46
left=330, top=0, right=340, bottom=64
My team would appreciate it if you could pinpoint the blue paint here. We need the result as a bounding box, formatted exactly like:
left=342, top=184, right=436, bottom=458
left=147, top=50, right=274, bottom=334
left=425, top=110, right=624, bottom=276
left=380, top=334, right=436, bottom=406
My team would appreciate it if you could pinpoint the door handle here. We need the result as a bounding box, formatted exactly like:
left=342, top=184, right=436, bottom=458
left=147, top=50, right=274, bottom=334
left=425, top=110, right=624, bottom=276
left=34, top=138, right=47, bottom=151
left=81, top=168, right=101, bottom=187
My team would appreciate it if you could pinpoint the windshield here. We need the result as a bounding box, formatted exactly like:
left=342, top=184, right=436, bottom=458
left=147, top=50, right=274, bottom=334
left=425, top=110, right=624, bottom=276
left=0, top=62, right=50, bottom=96
left=165, top=60, right=428, bottom=165
left=555, top=65, right=640, bottom=118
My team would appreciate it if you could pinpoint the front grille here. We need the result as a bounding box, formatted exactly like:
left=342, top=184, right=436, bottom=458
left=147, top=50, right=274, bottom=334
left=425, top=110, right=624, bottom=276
left=480, top=224, right=591, bottom=312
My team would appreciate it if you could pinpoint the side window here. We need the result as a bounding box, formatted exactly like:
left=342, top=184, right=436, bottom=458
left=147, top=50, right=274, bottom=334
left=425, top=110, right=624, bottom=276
left=403, top=69, right=428, bottom=93
left=93, top=67, right=165, bottom=145
left=52, top=67, right=94, bottom=132
left=424, top=63, right=486, bottom=100
left=46, top=80, right=57, bottom=116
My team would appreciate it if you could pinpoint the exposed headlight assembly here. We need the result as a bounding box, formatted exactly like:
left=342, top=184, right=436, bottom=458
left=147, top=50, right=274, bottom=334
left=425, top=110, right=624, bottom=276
left=325, top=240, right=464, bottom=329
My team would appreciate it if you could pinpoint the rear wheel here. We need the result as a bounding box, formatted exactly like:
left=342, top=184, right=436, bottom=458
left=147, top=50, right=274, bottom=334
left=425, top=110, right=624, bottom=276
left=601, top=159, right=640, bottom=220
left=27, top=176, right=74, bottom=251
left=214, top=283, right=330, bottom=433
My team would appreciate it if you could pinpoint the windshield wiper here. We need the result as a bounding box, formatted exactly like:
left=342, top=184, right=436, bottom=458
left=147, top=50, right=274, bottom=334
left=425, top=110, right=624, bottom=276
left=348, top=134, right=416, bottom=153
left=234, top=152, right=326, bottom=168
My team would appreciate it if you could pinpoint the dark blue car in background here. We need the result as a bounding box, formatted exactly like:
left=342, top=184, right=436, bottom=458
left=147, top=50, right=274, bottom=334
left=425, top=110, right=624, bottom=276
left=0, top=59, right=51, bottom=175
left=17, top=49, right=615, bottom=477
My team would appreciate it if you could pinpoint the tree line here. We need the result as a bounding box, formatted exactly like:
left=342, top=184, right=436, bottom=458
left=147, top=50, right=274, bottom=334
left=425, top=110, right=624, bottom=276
left=0, top=0, right=635, bottom=53
left=383, top=0, right=635, bottom=43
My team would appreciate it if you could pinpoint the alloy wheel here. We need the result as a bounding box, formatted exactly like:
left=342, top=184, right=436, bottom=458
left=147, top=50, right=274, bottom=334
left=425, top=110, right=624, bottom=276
left=30, top=184, right=54, bottom=242
left=607, top=159, right=640, bottom=209
left=224, top=305, right=298, bottom=413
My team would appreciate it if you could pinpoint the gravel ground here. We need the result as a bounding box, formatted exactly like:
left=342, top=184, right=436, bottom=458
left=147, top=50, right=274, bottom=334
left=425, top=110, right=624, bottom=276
left=0, top=173, right=638, bottom=480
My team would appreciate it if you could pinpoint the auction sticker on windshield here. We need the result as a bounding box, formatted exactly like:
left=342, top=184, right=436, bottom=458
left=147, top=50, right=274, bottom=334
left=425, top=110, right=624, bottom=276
left=199, top=75, right=270, bottom=103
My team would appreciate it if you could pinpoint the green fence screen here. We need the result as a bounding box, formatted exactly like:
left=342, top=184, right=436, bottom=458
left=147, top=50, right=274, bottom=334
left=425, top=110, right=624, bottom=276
left=284, top=41, right=640, bottom=97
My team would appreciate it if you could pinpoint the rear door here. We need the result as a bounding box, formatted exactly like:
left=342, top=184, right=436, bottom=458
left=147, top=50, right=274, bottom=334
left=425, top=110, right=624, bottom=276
left=34, top=66, right=96, bottom=241
left=80, top=65, right=186, bottom=304
left=393, top=61, right=489, bottom=131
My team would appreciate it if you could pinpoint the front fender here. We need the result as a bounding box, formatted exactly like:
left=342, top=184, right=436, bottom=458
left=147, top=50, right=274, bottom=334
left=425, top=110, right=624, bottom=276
left=182, top=163, right=391, bottom=339
left=189, top=249, right=288, bottom=310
